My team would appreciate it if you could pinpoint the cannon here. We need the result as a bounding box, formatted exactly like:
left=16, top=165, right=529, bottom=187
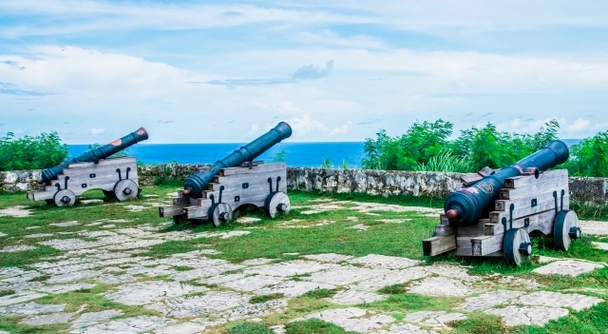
left=38, top=127, right=149, bottom=184
left=160, top=121, right=293, bottom=226
left=27, top=127, right=148, bottom=207
left=423, top=140, right=581, bottom=266
left=444, top=140, right=570, bottom=227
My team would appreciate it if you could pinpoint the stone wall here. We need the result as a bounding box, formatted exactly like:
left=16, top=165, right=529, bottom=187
left=3, top=164, right=608, bottom=205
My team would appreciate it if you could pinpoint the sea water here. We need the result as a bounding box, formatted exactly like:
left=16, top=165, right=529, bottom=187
left=68, top=142, right=367, bottom=168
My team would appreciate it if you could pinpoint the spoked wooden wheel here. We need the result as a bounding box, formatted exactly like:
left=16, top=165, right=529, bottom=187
left=504, top=228, right=532, bottom=266
left=208, top=203, right=233, bottom=227
left=553, top=210, right=581, bottom=251
left=114, top=179, right=138, bottom=202
left=53, top=189, right=76, bottom=207
left=264, top=191, right=291, bottom=218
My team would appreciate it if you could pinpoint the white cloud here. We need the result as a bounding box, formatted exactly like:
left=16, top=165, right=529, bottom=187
left=566, top=118, right=592, bottom=132
left=288, top=114, right=329, bottom=136
left=246, top=124, right=260, bottom=138
left=90, top=128, right=105, bottom=135
left=329, top=121, right=353, bottom=136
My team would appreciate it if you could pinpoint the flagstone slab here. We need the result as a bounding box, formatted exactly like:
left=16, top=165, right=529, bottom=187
left=579, top=220, right=608, bottom=235
left=46, top=270, right=103, bottom=284
left=25, top=233, right=55, bottom=238
left=513, top=291, right=603, bottom=311
left=294, top=307, right=395, bottom=332
left=370, top=323, right=439, bottom=334
left=69, top=315, right=175, bottom=334
left=21, top=312, right=74, bottom=325
left=95, top=273, right=138, bottom=285
left=329, top=289, right=387, bottom=305
left=592, top=242, right=608, bottom=250
left=302, top=253, right=355, bottom=263
left=348, top=254, right=421, bottom=269
left=221, top=275, right=286, bottom=291
left=304, top=265, right=391, bottom=286
left=457, top=290, right=525, bottom=311
left=70, top=310, right=124, bottom=330
left=403, top=311, right=467, bottom=329
left=407, top=277, right=473, bottom=297
left=0, top=245, right=36, bottom=252
left=146, top=291, right=250, bottom=318
left=254, top=280, right=335, bottom=297
left=50, top=221, right=80, bottom=227
left=351, top=267, right=431, bottom=292
left=243, top=260, right=336, bottom=277
left=217, top=299, right=289, bottom=322
left=154, top=322, right=209, bottom=334
left=35, top=282, right=96, bottom=294
left=532, top=260, right=604, bottom=277
left=484, top=305, right=569, bottom=326
left=103, top=281, right=208, bottom=306
left=0, top=292, right=47, bottom=307
left=0, top=302, right=65, bottom=316
left=39, top=238, right=101, bottom=251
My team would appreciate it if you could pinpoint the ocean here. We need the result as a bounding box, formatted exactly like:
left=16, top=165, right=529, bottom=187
left=68, top=142, right=367, bottom=168
left=68, top=139, right=581, bottom=169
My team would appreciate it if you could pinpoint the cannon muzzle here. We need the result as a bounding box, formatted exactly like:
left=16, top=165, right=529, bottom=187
left=38, top=127, right=149, bottom=184
left=444, top=140, right=569, bottom=226
left=182, top=122, right=292, bottom=198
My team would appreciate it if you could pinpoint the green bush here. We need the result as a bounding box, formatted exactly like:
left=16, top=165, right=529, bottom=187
left=0, top=131, right=69, bottom=171
left=362, top=119, right=561, bottom=173
left=564, top=130, right=608, bottom=177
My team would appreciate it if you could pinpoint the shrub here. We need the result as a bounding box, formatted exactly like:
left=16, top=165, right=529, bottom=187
left=0, top=131, right=69, bottom=171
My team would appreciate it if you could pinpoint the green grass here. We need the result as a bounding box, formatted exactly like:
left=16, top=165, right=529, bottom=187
left=1, top=185, right=607, bottom=334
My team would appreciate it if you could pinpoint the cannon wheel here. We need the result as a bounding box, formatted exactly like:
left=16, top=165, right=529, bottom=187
left=209, top=203, right=233, bottom=227
left=264, top=191, right=291, bottom=218
left=554, top=210, right=581, bottom=251
left=53, top=189, right=76, bottom=207
left=114, top=179, right=138, bottom=202
left=504, top=228, right=532, bottom=266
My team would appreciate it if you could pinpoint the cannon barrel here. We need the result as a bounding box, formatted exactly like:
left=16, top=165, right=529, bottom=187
left=444, top=140, right=569, bottom=227
left=182, top=121, right=292, bottom=198
left=39, top=127, right=149, bottom=184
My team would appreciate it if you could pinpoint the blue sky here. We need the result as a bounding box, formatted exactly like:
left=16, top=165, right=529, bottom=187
left=1, top=1, right=607, bottom=144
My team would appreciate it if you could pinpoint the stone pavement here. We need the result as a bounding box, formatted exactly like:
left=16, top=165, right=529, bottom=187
left=0, top=203, right=607, bottom=333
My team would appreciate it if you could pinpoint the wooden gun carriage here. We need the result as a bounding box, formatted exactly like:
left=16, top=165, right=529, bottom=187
left=159, top=161, right=290, bottom=226
left=27, top=127, right=148, bottom=207
left=159, top=121, right=293, bottom=226
left=423, top=141, right=581, bottom=266
left=26, top=157, right=140, bottom=207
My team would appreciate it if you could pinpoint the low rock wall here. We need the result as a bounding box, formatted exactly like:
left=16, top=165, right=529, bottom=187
left=2, top=164, right=608, bottom=205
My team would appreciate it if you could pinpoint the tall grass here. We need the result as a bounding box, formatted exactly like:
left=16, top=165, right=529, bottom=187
left=414, top=148, right=476, bottom=173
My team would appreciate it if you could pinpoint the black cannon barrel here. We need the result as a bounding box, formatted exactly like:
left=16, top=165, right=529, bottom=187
left=39, top=127, right=149, bottom=184
left=182, top=121, right=292, bottom=198
left=444, top=140, right=569, bottom=227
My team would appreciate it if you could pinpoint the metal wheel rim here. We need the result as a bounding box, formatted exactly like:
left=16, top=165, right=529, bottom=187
left=504, top=228, right=531, bottom=266
left=264, top=191, right=290, bottom=218
left=553, top=210, right=580, bottom=251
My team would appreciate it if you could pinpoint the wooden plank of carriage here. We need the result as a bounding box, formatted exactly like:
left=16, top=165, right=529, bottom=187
left=483, top=209, right=558, bottom=236
left=502, top=169, right=568, bottom=189
left=219, top=162, right=285, bottom=176
left=490, top=196, right=569, bottom=224
left=499, top=176, right=568, bottom=200
left=422, top=235, right=457, bottom=256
